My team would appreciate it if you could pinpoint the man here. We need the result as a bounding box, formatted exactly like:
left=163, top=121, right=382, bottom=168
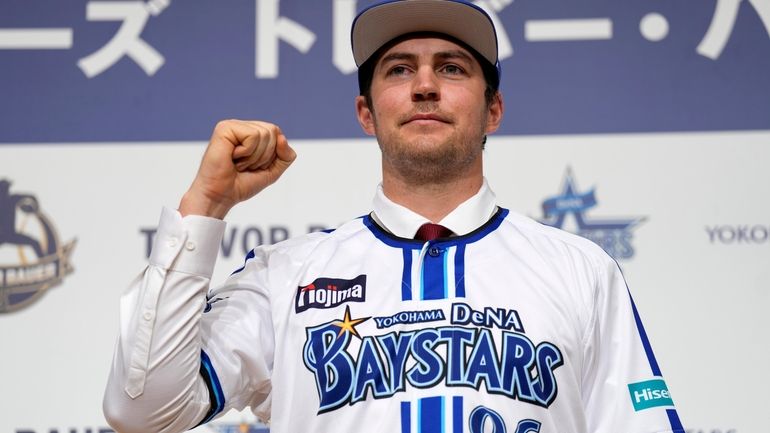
left=104, top=1, right=685, bottom=432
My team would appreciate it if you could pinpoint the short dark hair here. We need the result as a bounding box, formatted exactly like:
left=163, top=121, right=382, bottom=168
left=357, top=33, right=500, bottom=110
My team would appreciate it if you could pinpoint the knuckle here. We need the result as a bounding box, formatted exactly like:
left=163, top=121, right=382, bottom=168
left=254, top=121, right=280, bottom=137
left=214, top=119, right=236, bottom=133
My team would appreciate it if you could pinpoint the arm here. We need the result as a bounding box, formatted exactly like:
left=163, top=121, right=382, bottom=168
left=103, top=120, right=296, bottom=432
left=582, top=259, right=685, bottom=433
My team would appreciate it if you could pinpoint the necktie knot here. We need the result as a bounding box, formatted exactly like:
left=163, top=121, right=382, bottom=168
left=415, top=223, right=452, bottom=241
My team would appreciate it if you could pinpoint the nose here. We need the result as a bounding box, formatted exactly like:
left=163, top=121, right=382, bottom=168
left=411, top=66, right=440, bottom=102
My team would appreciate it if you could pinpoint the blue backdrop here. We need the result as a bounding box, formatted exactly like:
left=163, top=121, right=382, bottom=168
left=1, top=0, right=769, bottom=142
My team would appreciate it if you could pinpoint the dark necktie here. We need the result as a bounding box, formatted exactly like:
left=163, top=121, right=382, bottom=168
left=415, top=223, right=452, bottom=241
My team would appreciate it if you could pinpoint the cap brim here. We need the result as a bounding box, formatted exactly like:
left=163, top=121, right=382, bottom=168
left=351, top=0, right=498, bottom=67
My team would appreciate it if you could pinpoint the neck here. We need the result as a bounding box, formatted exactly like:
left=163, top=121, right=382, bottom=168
left=381, top=160, right=483, bottom=222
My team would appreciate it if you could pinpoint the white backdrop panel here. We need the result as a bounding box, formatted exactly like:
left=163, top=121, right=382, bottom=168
left=0, top=130, right=767, bottom=433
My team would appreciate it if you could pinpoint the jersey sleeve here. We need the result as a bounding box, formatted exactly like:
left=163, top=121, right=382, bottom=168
left=196, top=247, right=276, bottom=424
left=581, top=258, right=685, bottom=433
left=103, top=207, right=275, bottom=433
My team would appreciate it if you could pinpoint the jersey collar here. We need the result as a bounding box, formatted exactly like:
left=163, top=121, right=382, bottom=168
left=371, top=178, right=498, bottom=238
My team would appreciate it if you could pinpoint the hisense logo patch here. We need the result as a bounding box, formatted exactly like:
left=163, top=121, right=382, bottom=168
left=628, top=378, right=674, bottom=411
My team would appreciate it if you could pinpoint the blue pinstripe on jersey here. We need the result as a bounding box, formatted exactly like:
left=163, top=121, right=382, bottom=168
left=621, top=263, right=685, bottom=432
left=419, top=396, right=444, bottom=433
left=401, top=401, right=411, bottom=433
left=230, top=249, right=255, bottom=275
left=422, top=248, right=446, bottom=300
left=628, top=290, right=661, bottom=376
left=452, top=396, right=463, bottom=432
left=402, top=248, right=413, bottom=301
left=454, top=243, right=466, bottom=297
left=197, top=349, right=225, bottom=426
left=401, top=396, right=463, bottom=433
left=667, top=409, right=685, bottom=431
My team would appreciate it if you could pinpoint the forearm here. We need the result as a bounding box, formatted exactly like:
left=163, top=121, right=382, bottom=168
left=104, top=119, right=293, bottom=431
left=103, top=208, right=226, bottom=433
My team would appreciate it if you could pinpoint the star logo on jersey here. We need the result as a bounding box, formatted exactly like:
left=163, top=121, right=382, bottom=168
left=332, top=305, right=370, bottom=338
left=539, top=169, right=645, bottom=260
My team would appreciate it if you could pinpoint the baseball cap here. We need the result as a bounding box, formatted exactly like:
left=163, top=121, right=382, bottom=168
left=351, top=0, right=500, bottom=74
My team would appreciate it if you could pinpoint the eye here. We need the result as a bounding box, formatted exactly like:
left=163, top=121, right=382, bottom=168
left=387, top=65, right=411, bottom=76
left=441, top=64, right=465, bottom=75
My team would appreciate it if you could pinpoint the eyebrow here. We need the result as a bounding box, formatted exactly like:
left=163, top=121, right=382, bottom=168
left=379, top=52, right=417, bottom=65
left=378, top=49, right=475, bottom=66
left=434, top=50, right=474, bottom=64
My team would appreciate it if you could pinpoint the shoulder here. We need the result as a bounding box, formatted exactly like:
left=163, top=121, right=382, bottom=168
left=227, top=215, right=370, bottom=278
left=263, top=215, right=370, bottom=255
left=497, top=208, right=615, bottom=270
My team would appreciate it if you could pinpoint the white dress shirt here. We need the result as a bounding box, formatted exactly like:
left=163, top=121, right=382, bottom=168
left=370, top=178, right=497, bottom=238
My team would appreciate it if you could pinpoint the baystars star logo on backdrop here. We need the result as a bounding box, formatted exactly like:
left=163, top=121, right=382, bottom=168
left=539, top=169, right=645, bottom=260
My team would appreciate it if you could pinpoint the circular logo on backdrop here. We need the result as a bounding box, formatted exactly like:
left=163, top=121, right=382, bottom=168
left=0, top=179, right=76, bottom=313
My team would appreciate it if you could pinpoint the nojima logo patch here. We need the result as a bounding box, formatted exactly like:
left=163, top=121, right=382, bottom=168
left=295, top=274, right=366, bottom=313
left=0, top=180, right=76, bottom=313
left=628, top=378, right=674, bottom=411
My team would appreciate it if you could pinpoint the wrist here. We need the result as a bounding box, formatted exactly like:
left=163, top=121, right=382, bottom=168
left=178, top=189, right=234, bottom=219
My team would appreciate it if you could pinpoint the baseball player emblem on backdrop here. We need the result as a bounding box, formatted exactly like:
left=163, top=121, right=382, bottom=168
left=0, top=179, right=76, bottom=313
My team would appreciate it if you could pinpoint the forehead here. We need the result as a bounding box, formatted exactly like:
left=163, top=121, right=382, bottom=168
left=375, top=35, right=478, bottom=65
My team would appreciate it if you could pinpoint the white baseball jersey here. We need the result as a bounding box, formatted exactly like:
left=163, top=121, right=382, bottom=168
left=104, top=183, right=684, bottom=433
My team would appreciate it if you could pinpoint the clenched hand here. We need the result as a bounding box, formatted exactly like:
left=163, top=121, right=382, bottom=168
left=179, top=120, right=296, bottom=219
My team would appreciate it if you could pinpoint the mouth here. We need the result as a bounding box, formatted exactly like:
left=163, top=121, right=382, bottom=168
left=402, top=113, right=451, bottom=125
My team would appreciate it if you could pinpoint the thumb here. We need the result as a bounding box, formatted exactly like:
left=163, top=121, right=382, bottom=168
left=258, top=135, right=296, bottom=187
left=275, top=134, right=297, bottom=164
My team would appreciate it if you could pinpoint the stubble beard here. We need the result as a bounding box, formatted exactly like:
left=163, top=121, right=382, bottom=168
left=376, top=103, right=487, bottom=186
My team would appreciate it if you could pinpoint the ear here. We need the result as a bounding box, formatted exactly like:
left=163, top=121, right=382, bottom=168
left=355, top=95, right=376, bottom=136
left=484, top=91, right=504, bottom=135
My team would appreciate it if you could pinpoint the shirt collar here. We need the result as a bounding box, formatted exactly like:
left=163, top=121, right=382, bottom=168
left=371, top=178, right=497, bottom=238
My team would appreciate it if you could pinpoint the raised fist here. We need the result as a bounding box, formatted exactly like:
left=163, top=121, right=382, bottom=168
left=179, top=120, right=297, bottom=219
